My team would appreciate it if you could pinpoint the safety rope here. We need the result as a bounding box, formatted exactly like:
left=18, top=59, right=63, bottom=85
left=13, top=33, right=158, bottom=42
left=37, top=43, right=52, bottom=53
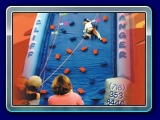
left=94, top=13, right=99, bottom=22
left=95, top=13, right=100, bottom=25
left=39, top=14, right=62, bottom=77
left=41, top=69, right=46, bottom=90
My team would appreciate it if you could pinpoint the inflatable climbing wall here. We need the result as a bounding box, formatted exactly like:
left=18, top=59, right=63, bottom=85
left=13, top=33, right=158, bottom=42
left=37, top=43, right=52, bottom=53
left=22, top=13, right=131, bottom=105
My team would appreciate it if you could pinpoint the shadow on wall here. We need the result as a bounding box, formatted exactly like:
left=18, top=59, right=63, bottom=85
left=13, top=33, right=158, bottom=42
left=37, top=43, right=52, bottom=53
left=125, top=13, right=146, bottom=105
left=130, top=27, right=145, bottom=105
left=125, top=13, right=145, bottom=29
left=13, top=38, right=30, bottom=79
left=134, top=13, right=146, bottom=106
left=13, top=13, right=37, bottom=44
left=13, top=13, right=37, bottom=79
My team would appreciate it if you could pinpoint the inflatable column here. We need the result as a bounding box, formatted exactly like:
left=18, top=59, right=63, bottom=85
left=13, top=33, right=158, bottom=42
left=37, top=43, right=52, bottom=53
left=104, top=77, right=132, bottom=105
left=22, top=13, right=49, bottom=79
left=104, top=13, right=132, bottom=105
left=117, top=13, right=131, bottom=80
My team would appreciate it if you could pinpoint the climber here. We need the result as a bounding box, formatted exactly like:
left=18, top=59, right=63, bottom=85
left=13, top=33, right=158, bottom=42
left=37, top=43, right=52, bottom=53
left=82, top=18, right=102, bottom=41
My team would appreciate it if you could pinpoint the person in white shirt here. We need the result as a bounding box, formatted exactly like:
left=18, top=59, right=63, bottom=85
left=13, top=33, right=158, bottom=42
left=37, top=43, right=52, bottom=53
left=83, top=19, right=102, bottom=40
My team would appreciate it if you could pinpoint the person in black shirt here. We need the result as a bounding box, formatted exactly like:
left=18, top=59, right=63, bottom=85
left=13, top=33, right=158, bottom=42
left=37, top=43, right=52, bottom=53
left=26, top=76, right=42, bottom=105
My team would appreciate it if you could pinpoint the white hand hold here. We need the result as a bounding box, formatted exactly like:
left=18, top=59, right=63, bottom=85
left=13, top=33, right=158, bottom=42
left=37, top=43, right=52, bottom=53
left=59, top=23, right=63, bottom=25
left=92, top=19, right=96, bottom=22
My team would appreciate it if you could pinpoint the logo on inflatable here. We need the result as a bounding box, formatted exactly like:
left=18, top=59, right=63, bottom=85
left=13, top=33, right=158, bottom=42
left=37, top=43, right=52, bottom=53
left=118, top=14, right=127, bottom=59
left=28, top=18, right=41, bottom=58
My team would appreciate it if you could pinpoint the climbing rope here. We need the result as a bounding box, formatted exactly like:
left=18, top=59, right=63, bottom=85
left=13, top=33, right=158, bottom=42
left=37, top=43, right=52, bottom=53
left=39, top=14, right=62, bottom=77
left=94, top=13, right=99, bottom=22
left=40, top=13, right=100, bottom=87
left=95, top=13, right=100, bottom=25
left=41, top=37, right=84, bottom=86
left=41, top=69, right=46, bottom=90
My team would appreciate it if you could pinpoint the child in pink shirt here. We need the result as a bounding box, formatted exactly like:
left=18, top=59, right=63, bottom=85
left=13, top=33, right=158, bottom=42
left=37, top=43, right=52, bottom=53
left=48, top=75, right=84, bottom=105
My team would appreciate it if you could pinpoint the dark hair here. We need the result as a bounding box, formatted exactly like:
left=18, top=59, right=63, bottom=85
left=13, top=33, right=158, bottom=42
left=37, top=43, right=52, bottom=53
left=51, top=75, right=72, bottom=95
left=27, top=85, right=37, bottom=92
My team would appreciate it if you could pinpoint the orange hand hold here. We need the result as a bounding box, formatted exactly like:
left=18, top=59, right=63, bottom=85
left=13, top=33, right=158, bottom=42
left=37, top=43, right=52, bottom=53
left=55, top=54, right=60, bottom=60
left=79, top=67, right=86, bottom=73
left=64, top=68, right=70, bottom=74
left=101, top=38, right=107, bottom=43
left=93, top=49, right=98, bottom=55
left=78, top=88, right=85, bottom=94
left=66, top=48, right=72, bottom=54
left=50, top=25, right=55, bottom=30
left=81, top=46, right=88, bottom=51
left=40, top=90, right=47, bottom=94
left=103, top=15, right=108, bottom=21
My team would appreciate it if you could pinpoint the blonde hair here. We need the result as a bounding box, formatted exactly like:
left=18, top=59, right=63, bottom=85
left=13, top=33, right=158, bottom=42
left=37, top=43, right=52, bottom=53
left=27, top=76, right=42, bottom=89
left=14, top=75, right=27, bottom=86
left=51, top=75, right=72, bottom=95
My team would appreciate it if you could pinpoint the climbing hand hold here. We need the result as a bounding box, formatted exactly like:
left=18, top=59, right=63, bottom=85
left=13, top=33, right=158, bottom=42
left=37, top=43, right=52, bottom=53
left=69, top=21, right=75, bottom=26
left=40, top=90, right=47, bottom=94
left=79, top=67, right=86, bottom=73
left=93, top=49, right=98, bottom=55
left=61, top=28, right=66, bottom=33
left=101, top=38, right=107, bottom=43
left=99, top=88, right=105, bottom=94
left=101, top=61, right=108, bottom=66
left=45, top=67, right=51, bottom=72
left=91, top=97, right=102, bottom=101
left=66, top=48, right=72, bottom=54
left=70, top=36, right=76, bottom=41
left=55, top=54, right=60, bottom=60
left=90, top=78, right=95, bottom=84
left=49, top=45, right=56, bottom=49
left=81, top=46, right=88, bottom=51
left=64, top=68, right=70, bottom=74
left=50, top=25, right=55, bottom=30
left=77, top=88, right=85, bottom=94
left=103, top=15, right=108, bottom=21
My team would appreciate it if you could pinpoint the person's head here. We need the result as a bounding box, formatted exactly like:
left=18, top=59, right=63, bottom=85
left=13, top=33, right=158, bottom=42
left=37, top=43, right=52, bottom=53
left=14, top=75, right=27, bottom=90
left=51, top=75, right=72, bottom=95
left=27, top=76, right=42, bottom=91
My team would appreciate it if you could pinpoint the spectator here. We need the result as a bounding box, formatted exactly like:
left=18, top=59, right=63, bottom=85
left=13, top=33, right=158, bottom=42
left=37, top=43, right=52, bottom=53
left=48, top=75, right=84, bottom=105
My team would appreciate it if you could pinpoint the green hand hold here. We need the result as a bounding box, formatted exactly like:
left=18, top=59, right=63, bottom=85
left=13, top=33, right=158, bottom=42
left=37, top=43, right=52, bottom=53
left=55, top=31, right=58, bottom=34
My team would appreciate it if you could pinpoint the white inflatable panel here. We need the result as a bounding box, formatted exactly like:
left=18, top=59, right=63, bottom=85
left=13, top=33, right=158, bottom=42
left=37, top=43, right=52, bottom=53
left=104, top=77, right=132, bottom=105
